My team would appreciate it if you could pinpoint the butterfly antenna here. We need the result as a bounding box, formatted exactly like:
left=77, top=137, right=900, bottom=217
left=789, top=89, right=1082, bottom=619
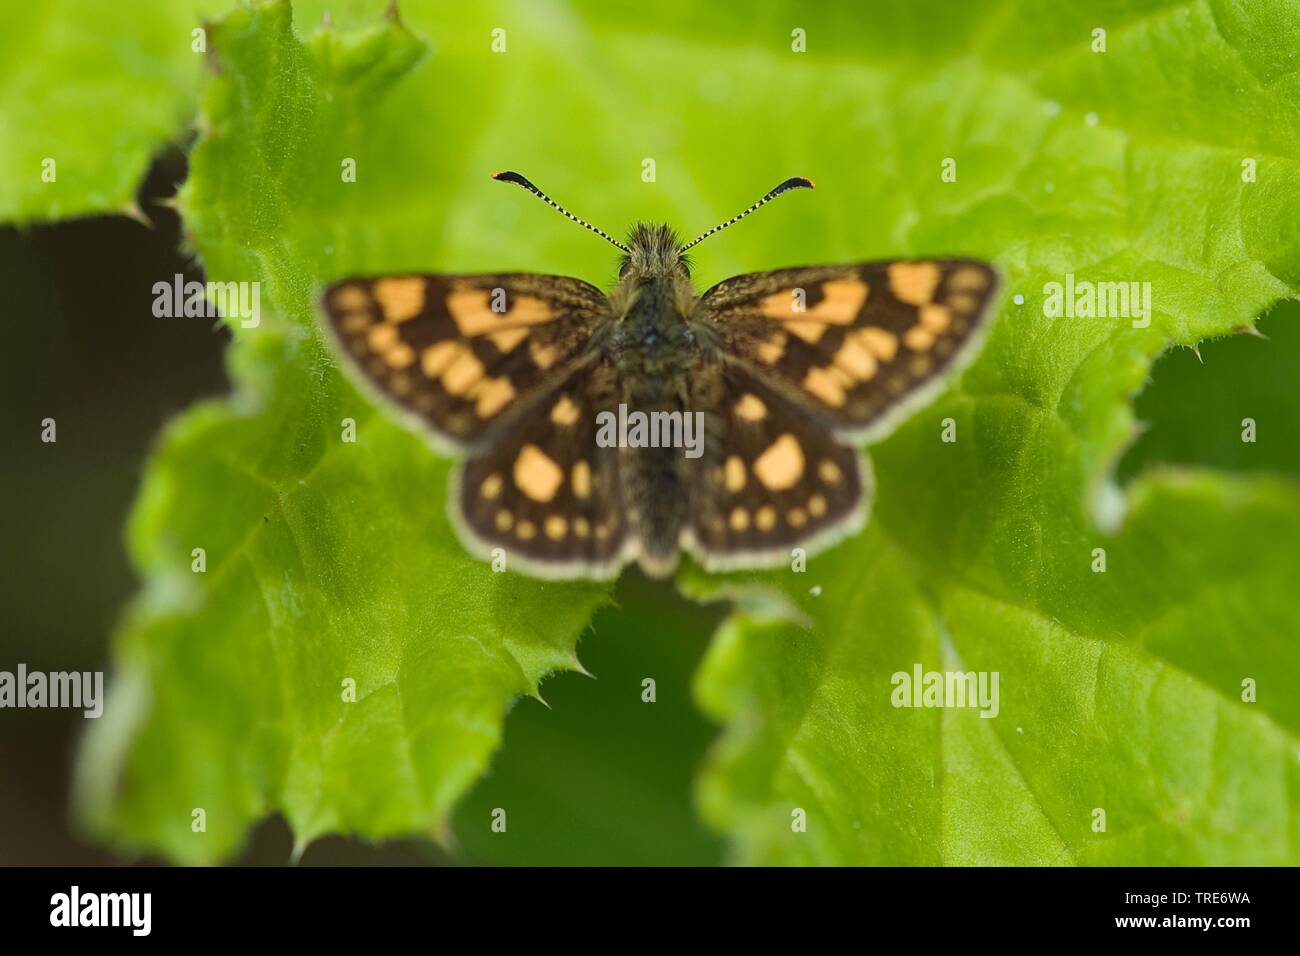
left=679, top=177, right=815, bottom=253
left=492, top=170, right=631, bottom=254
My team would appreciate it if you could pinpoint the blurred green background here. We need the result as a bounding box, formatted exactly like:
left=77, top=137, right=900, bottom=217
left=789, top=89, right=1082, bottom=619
left=3, top=0, right=1299, bottom=865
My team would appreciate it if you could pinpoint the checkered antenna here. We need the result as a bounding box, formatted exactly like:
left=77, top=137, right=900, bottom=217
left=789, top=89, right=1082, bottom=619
left=679, top=177, right=815, bottom=253
left=492, top=171, right=631, bottom=254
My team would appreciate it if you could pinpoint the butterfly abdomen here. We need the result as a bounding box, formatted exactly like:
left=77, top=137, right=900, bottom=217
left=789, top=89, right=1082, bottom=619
left=602, top=273, right=696, bottom=574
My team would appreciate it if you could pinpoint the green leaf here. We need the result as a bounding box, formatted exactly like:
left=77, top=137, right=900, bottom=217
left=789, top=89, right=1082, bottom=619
left=75, top=0, right=1300, bottom=865
left=0, top=0, right=224, bottom=224
left=692, top=474, right=1300, bottom=864
left=685, top=1, right=1300, bottom=864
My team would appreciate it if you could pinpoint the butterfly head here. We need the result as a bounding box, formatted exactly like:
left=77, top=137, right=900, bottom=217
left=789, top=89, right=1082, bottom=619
left=620, top=223, right=688, bottom=280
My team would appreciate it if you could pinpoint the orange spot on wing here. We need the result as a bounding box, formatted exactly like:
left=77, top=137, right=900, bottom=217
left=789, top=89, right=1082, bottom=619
left=421, top=340, right=460, bottom=377
left=472, top=376, right=515, bottom=417
left=786, top=321, right=825, bottom=343
left=373, top=277, right=426, bottom=322
left=513, top=444, right=564, bottom=503
left=488, top=327, right=530, bottom=352
left=724, top=455, right=747, bottom=492
left=756, top=331, right=788, bottom=364
left=367, top=323, right=399, bottom=351
left=949, top=265, right=990, bottom=293
left=734, top=394, right=767, bottom=421
left=753, top=434, right=805, bottom=491
left=806, top=278, right=868, bottom=323
left=442, top=348, right=486, bottom=395
left=832, top=335, right=878, bottom=381
left=857, top=327, right=899, bottom=361
left=803, top=366, right=848, bottom=407
left=918, top=304, right=953, bottom=333
left=448, top=287, right=554, bottom=337
left=530, top=341, right=560, bottom=369
left=550, top=394, right=581, bottom=425
left=758, top=278, right=865, bottom=330
left=904, top=326, right=936, bottom=352
left=571, top=461, right=592, bottom=499
left=332, top=285, right=371, bottom=311
left=387, top=343, right=416, bottom=369
left=888, top=262, right=941, bottom=306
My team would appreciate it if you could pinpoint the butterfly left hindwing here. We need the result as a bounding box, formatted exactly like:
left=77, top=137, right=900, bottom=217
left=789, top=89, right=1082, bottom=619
left=322, top=273, right=610, bottom=450
left=455, top=364, right=632, bottom=576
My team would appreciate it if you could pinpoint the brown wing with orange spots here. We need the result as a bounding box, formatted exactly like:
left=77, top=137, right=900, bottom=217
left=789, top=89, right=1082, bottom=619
left=684, top=364, right=868, bottom=570
left=698, top=260, right=999, bottom=442
left=322, top=273, right=610, bottom=450
left=455, top=363, right=631, bottom=578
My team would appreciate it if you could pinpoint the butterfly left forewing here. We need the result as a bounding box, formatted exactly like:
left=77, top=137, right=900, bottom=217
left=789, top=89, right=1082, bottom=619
left=698, top=259, right=998, bottom=442
left=322, top=273, right=609, bottom=450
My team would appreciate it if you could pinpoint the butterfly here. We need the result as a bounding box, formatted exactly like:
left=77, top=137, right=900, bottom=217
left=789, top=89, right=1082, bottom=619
left=321, top=171, right=999, bottom=579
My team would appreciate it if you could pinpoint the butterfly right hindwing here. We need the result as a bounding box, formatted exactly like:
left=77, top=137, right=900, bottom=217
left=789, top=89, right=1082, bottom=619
left=683, top=362, right=869, bottom=570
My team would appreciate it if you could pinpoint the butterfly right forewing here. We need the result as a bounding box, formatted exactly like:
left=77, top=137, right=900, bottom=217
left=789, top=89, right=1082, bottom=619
left=698, top=260, right=999, bottom=442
